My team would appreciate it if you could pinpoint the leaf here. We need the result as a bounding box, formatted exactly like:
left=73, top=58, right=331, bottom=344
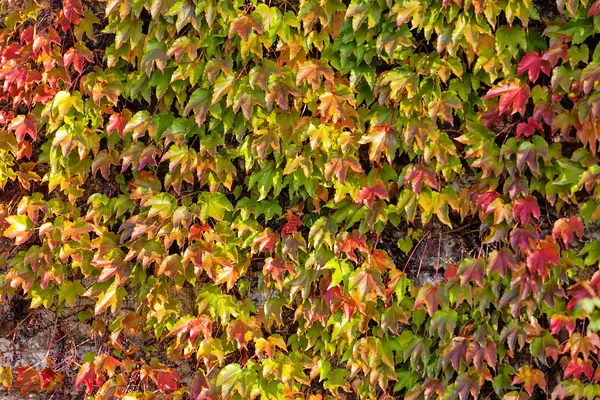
left=483, top=82, right=530, bottom=115
left=141, top=39, right=167, bottom=76
left=359, top=125, right=400, bottom=164
left=253, top=228, right=280, bottom=255
left=429, top=310, right=458, bottom=339
left=8, top=115, right=36, bottom=143
left=75, top=362, right=97, bottom=395
left=487, top=248, right=516, bottom=277
left=414, top=284, right=446, bottom=316
left=348, top=267, right=385, bottom=300
left=513, top=195, right=541, bottom=224
left=518, top=52, right=544, bottom=82
left=442, top=337, right=468, bottom=371
left=318, top=86, right=356, bottom=123
left=456, top=258, right=485, bottom=288
left=552, top=217, right=584, bottom=247
left=199, top=192, right=233, bottom=222
left=3, top=215, right=34, bottom=245
left=336, top=231, right=369, bottom=263
left=229, top=15, right=263, bottom=41
left=296, top=60, right=335, bottom=90
left=355, top=180, right=388, bottom=208
left=184, top=88, right=210, bottom=127
left=512, top=366, right=546, bottom=397
left=216, top=364, right=242, bottom=397
left=527, top=241, right=560, bottom=278
left=404, top=165, right=439, bottom=195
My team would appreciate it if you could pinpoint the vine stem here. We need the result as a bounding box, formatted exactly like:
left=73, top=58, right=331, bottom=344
left=402, top=231, right=430, bottom=273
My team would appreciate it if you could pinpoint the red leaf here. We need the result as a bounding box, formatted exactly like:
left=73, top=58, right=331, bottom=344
left=228, top=15, right=263, bottom=41
left=106, top=112, right=129, bottom=138
left=75, top=362, right=97, bottom=395
left=64, top=46, right=94, bottom=73
left=355, top=180, right=388, bottom=208
left=337, top=231, right=369, bottom=263
left=8, top=114, right=37, bottom=142
left=527, top=241, right=560, bottom=278
left=414, top=284, right=445, bottom=316
left=487, top=248, right=515, bottom=277
left=552, top=217, right=584, bottom=247
left=264, top=257, right=294, bottom=287
left=550, top=315, right=576, bottom=335
left=513, top=195, right=541, bottom=224
left=483, top=82, right=530, bottom=115
left=281, top=216, right=303, bottom=236
left=518, top=52, right=542, bottom=82
left=510, top=226, right=538, bottom=253
left=369, top=249, right=395, bottom=272
left=457, top=258, right=485, bottom=288
left=565, top=358, right=595, bottom=380
left=253, top=228, right=280, bottom=255
left=156, top=369, right=180, bottom=392
left=63, top=0, right=84, bottom=21
left=405, top=165, right=439, bottom=195
left=589, top=0, right=600, bottom=17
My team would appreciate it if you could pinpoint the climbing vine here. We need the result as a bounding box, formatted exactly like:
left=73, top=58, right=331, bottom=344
left=1, top=0, right=600, bottom=398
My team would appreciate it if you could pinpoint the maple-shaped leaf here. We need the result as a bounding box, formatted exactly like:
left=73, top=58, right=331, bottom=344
left=527, top=241, right=560, bottom=278
left=516, top=137, right=548, bottom=177
left=355, top=180, right=388, bottom=208
left=75, top=362, right=97, bottom=395
left=348, top=267, right=385, bottom=300
left=336, top=231, right=369, bottom=263
left=359, top=125, right=400, bottom=164
left=552, top=217, right=584, bottom=247
left=184, top=88, right=210, bottom=127
left=281, top=215, right=303, bottom=236
left=94, top=355, right=121, bottom=378
left=487, top=248, right=516, bottom=277
left=414, top=284, right=446, bottom=316
left=512, top=366, right=546, bottom=397
left=550, top=315, right=576, bottom=335
left=455, top=373, right=480, bottom=400
left=318, top=86, right=356, bottom=123
left=8, top=115, right=37, bottom=143
left=253, top=228, right=280, bottom=255
left=106, top=111, right=130, bottom=138
left=442, top=337, right=468, bottom=371
left=3, top=215, right=34, bottom=245
left=324, top=156, right=363, bottom=183
left=483, top=81, right=530, bottom=115
left=229, top=15, right=263, bottom=41
left=13, top=366, right=41, bottom=395
left=429, top=309, right=458, bottom=339
left=296, top=60, right=335, bottom=90
left=564, top=358, right=594, bottom=380
left=263, top=257, right=294, bottom=289
left=155, top=368, right=181, bottom=392
left=64, top=45, right=93, bottom=73
left=517, top=52, right=547, bottom=82
left=368, top=249, right=395, bottom=272
left=404, top=165, right=439, bottom=195
left=513, top=195, right=541, bottom=224
left=457, top=258, right=485, bottom=288
left=63, top=0, right=84, bottom=21
left=510, top=226, right=538, bottom=253
left=466, top=340, right=497, bottom=371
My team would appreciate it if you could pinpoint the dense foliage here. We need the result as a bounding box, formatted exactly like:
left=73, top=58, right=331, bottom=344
left=1, top=0, right=600, bottom=398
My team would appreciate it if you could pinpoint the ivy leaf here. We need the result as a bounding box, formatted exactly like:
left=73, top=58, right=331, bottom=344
left=483, top=81, right=530, bottom=115
left=487, top=248, right=516, bottom=277
left=457, top=258, right=485, bottom=288
left=516, top=137, right=548, bottom=177
left=216, top=364, right=242, bottom=397
left=512, top=366, right=546, bottom=397
left=513, top=195, right=541, bottom=224
left=404, top=165, right=439, bottom=195
left=527, top=241, right=560, bottom=279
left=359, top=125, right=400, bottom=164
left=442, top=337, right=468, bottom=371
left=199, top=192, right=233, bottom=222
left=184, top=88, right=210, bottom=127
left=141, top=39, right=167, bottom=76
left=348, top=267, right=385, bottom=300
left=8, top=114, right=37, bottom=143
left=414, top=284, right=446, bottom=316
left=296, top=60, right=335, bottom=90
left=518, top=52, right=544, bottom=82
left=75, top=362, right=97, bottom=395
left=229, top=15, right=263, bottom=41
left=552, top=216, right=584, bottom=247
left=3, top=215, right=34, bottom=245
left=355, top=181, right=388, bottom=208
left=429, top=309, right=458, bottom=339
left=253, top=228, right=280, bottom=255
